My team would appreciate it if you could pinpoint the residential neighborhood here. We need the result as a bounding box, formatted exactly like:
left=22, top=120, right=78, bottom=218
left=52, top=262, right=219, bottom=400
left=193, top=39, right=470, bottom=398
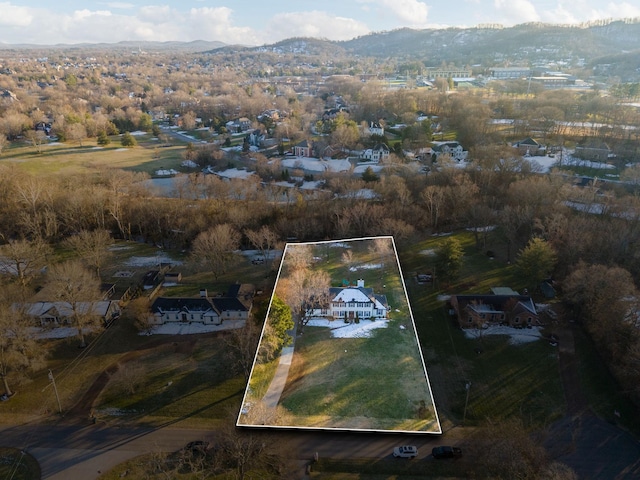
left=0, top=15, right=640, bottom=480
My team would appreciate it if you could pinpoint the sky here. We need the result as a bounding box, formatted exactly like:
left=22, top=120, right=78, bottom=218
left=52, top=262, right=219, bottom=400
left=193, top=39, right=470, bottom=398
left=1, top=1, right=639, bottom=46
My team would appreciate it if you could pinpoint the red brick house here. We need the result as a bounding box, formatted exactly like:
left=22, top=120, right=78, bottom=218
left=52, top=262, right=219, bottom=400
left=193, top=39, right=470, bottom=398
left=450, top=294, right=540, bottom=329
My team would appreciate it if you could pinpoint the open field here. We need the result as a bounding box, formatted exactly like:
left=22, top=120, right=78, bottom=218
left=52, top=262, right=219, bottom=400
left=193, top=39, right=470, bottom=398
left=0, top=134, right=189, bottom=176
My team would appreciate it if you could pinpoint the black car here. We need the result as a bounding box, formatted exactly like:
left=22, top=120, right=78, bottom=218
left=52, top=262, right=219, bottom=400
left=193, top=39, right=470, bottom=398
left=184, top=441, right=210, bottom=453
left=432, top=446, right=462, bottom=459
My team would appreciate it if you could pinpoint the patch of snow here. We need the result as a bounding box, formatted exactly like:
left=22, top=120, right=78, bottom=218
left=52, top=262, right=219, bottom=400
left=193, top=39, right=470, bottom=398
left=353, top=164, right=384, bottom=174
left=142, top=320, right=245, bottom=335
left=419, top=249, right=436, bottom=256
left=181, top=160, right=198, bottom=168
left=155, top=169, right=179, bottom=176
left=329, top=242, right=352, bottom=248
left=437, top=295, right=451, bottom=301
left=114, top=148, right=129, bottom=152
left=348, top=263, right=382, bottom=271
left=129, top=130, right=147, bottom=136
left=92, top=146, right=104, bottom=150
left=214, top=168, right=255, bottom=179
left=466, top=226, right=496, bottom=233
left=463, top=325, right=542, bottom=345
left=124, top=255, right=182, bottom=267
left=305, top=318, right=388, bottom=338
left=281, top=157, right=352, bottom=173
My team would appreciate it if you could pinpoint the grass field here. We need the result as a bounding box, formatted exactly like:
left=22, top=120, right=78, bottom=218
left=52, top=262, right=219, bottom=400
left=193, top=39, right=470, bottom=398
left=1, top=134, right=189, bottom=176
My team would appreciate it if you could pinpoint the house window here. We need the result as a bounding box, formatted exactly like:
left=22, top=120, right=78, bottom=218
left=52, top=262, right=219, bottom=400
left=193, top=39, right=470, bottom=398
left=515, top=317, right=520, bottom=323
left=527, top=317, right=532, bottom=324
left=468, top=316, right=473, bottom=323
left=480, top=313, right=486, bottom=319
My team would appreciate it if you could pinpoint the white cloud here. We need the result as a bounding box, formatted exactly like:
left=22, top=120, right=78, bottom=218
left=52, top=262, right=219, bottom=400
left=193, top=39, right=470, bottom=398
left=589, top=2, right=640, bottom=20
left=0, top=2, right=33, bottom=27
left=186, top=7, right=259, bottom=44
left=379, top=0, right=429, bottom=25
left=137, top=5, right=173, bottom=24
left=494, top=0, right=540, bottom=24
left=103, top=2, right=135, bottom=9
left=265, top=11, right=370, bottom=42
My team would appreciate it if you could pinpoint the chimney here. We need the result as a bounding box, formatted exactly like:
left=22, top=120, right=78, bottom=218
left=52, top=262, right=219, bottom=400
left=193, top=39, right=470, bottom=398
left=199, top=288, right=207, bottom=298
left=357, top=279, right=364, bottom=288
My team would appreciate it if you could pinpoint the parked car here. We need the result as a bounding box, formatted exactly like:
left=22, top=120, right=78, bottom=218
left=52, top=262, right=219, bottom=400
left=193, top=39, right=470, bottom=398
left=432, top=446, right=462, bottom=459
left=393, top=445, right=418, bottom=458
left=184, top=441, right=210, bottom=453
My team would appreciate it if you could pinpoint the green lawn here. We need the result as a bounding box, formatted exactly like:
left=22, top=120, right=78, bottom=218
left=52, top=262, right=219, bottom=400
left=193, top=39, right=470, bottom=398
left=1, top=136, right=188, bottom=176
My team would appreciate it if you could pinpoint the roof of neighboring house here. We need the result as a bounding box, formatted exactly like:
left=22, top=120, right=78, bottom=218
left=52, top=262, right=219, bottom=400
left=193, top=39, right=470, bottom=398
left=453, top=294, right=537, bottom=316
left=431, top=141, right=463, bottom=152
left=151, top=297, right=216, bottom=314
left=23, top=301, right=116, bottom=318
left=212, top=297, right=249, bottom=312
left=372, top=143, right=390, bottom=151
left=295, top=139, right=313, bottom=149
left=515, top=137, right=540, bottom=146
left=490, top=287, right=520, bottom=295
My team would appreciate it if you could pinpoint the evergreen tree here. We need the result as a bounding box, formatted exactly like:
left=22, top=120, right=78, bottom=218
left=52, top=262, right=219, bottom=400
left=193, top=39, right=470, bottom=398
left=121, top=131, right=137, bottom=147
left=97, top=131, right=110, bottom=146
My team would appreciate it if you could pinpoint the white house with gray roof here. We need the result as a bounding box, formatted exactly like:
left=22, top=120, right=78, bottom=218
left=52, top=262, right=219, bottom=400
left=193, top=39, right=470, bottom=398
left=307, top=279, right=388, bottom=321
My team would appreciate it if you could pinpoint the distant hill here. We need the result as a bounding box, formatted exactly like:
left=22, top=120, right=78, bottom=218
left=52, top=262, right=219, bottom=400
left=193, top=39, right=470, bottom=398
left=2, top=20, right=639, bottom=77
left=0, top=40, right=227, bottom=52
left=336, top=21, right=640, bottom=64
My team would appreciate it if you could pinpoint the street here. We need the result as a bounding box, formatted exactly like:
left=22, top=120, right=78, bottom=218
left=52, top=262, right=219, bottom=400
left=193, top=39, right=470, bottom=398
left=0, top=420, right=462, bottom=479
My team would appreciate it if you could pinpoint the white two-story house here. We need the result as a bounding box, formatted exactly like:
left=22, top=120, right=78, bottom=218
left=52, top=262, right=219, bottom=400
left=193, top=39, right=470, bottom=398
left=306, top=279, right=388, bottom=321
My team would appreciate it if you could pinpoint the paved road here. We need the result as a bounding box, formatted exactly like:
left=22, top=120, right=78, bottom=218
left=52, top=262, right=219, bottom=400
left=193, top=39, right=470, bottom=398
left=0, top=419, right=463, bottom=479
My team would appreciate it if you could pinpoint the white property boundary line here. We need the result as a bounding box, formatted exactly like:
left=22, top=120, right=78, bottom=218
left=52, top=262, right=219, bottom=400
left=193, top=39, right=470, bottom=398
left=237, top=235, right=442, bottom=435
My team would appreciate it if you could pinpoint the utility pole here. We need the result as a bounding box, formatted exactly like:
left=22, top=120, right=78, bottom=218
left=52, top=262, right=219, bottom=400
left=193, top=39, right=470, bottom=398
left=48, top=369, right=62, bottom=415
left=462, top=381, right=471, bottom=425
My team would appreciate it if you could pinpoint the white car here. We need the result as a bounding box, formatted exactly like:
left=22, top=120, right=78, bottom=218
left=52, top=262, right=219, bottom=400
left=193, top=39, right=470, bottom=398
left=393, top=445, right=418, bottom=458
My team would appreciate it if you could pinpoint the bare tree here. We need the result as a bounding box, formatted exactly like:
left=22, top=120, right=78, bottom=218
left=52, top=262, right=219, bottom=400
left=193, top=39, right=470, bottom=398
left=46, top=260, right=103, bottom=348
left=65, top=123, right=87, bottom=147
left=0, top=287, right=47, bottom=397
left=64, top=229, right=113, bottom=276
left=224, top=318, right=261, bottom=380
left=279, top=267, right=331, bottom=331
left=191, top=224, right=241, bottom=278
left=128, top=297, right=153, bottom=333
left=245, top=225, right=279, bottom=267
left=25, top=130, right=47, bottom=154
left=0, top=237, right=52, bottom=288
left=214, top=421, right=297, bottom=480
